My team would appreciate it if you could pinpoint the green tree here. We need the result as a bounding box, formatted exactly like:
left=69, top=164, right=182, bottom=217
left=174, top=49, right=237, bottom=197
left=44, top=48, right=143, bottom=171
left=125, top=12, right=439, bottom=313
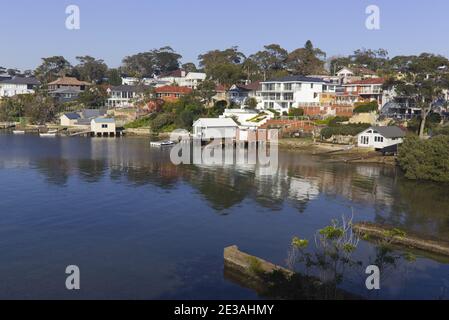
left=34, top=56, right=72, bottom=83
left=106, top=68, right=122, bottom=86
left=196, top=80, right=217, bottom=105
left=248, top=44, right=288, bottom=80
left=0, top=93, right=60, bottom=124
left=245, top=97, right=258, bottom=109
left=74, top=56, right=108, bottom=83
left=198, top=47, right=246, bottom=85
left=398, top=136, right=449, bottom=182
left=77, top=85, right=108, bottom=107
left=383, top=54, right=449, bottom=138
left=182, top=62, right=198, bottom=73
left=122, top=46, right=182, bottom=77
left=287, top=40, right=326, bottom=75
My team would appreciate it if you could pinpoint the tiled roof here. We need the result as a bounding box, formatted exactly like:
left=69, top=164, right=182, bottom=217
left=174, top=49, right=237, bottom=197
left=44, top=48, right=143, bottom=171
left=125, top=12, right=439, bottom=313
left=159, top=69, right=184, bottom=78
left=347, top=78, right=385, bottom=85
left=155, top=85, right=192, bottom=94
left=238, top=81, right=261, bottom=91
left=48, top=76, right=90, bottom=86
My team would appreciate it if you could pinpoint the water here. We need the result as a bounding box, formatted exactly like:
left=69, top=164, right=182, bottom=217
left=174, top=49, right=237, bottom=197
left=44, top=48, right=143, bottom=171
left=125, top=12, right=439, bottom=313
left=1, top=134, right=449, bottom=299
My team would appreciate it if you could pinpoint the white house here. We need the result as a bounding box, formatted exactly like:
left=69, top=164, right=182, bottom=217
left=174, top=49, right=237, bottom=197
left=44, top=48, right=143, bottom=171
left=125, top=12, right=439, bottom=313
left=106, top=85, right=153, bottom=108
left=357, top=126, right=405, bottom=150
left=158, top=70, right=206, bottom=89
left=91, top=118, right=117, bottom=136
left=60, top=113, right=82, bottom=126
left=0, top=77, right=40, bottom=97
left=259, top=76, right=330, bottom=113
left=192, top=118, right=238, bottom=140
left=336, top=66, right=378, bottom=85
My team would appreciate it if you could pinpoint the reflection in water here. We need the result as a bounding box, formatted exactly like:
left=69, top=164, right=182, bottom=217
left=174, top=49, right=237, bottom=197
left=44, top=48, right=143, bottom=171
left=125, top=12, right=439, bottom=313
left=15, top=136, right=449, bottom=238
left=1, top=134, right=449, bottom=299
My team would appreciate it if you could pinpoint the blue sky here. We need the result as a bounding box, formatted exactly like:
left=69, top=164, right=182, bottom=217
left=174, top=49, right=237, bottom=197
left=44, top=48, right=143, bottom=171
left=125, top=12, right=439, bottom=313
left=1, top=0, right=449, bottom=70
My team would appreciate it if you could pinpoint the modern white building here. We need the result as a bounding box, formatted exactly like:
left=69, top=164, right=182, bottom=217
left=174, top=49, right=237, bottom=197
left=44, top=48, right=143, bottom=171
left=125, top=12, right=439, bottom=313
left=0, top=77, right=40, bottom=97
left=336, top=67, right=378, bottom=84
left=357, top=126, right=405, bottom=150
left=106, top=85, right=152, bottom=108
left=192, top=118, right=238, bottom=140
left=158, top=70, right=206, bottom=89
left=259, top=76, right=336, bottom=113
left=121, top=76, right=160, bottom=86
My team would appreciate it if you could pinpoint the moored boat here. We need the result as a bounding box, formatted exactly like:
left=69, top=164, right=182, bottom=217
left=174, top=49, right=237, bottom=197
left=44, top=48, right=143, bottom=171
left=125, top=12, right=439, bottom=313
left=13, top=130, right=25, bottom=135
left=150, top=141, right=176, bottom=148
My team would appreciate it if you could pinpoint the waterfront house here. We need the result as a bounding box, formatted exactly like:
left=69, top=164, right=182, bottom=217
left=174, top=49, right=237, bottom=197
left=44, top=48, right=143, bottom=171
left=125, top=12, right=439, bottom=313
left=60, top=113, right=82, bottom=126
left=106, top=85, right=151, bottom=108
left=121, top=74, right=159, bottom=86
left=50, top=87, right=81, bottom=103
left=357, top=126, right=405, bottom=150
left=192, top=118, right=238, bottom=140
left=91, top=118, right=117, bottom=136
left=210, top=84, right=228, bottom=107
left=336, top=67, right=378, bottom=84
left=228, top=82, right=261, bottom=106
left=48, top=76, right=90, bottom=91
left=158, top=70, right=206, bottom=89
left=340, top=78, right=385, bottom=106
left=0, top=76, right=40, bottom=97
left=155, top=85, right=192, bottom=102
left=259, top=76, right=331, bottom=113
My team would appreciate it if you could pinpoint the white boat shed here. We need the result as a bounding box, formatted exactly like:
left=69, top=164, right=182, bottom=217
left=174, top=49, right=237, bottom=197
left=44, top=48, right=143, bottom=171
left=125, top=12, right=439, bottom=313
left=192, top=118, right=238, bottom=140
left=357, top=126, right=405, bottom=150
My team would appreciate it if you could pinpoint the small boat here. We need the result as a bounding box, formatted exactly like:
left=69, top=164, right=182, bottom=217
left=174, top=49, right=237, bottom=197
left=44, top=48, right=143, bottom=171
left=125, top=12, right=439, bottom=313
left=150, top=141, right=176, bottom=148
left=40, top=130, right=58, bottom=137
left=13, top=130, right=25, bottom=135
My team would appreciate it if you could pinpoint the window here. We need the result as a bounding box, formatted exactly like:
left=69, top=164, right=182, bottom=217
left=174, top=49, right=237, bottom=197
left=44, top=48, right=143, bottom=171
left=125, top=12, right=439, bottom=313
left=374, top=136, right=384, bottom=143
left=361, top=136, right=369, bottom=145
left=284, top=83, right=292, bottom=91
left=102, top=124, right=108, bottom=129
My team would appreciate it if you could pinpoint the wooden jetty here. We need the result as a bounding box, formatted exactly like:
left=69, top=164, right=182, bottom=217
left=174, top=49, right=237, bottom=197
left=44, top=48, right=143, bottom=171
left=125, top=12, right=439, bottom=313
left=353, top=222, right=449, bottom=257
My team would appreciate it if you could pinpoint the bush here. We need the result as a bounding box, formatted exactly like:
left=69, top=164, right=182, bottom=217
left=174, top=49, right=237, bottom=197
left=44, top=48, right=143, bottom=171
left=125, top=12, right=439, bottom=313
left=328, top=116, right=349, bottom=127
left=150, top=113, right=176, bottom=132
left=433, top=125, right=449, bottom=136
left=288, top=108, right=304, bottom=117
left=398, top=136, right=449, bottom=182
left=353, top=101, right=378, bottom=114
left=321, top=123, right=370, bottom=140
left=124, top=116, right=152, bottom=129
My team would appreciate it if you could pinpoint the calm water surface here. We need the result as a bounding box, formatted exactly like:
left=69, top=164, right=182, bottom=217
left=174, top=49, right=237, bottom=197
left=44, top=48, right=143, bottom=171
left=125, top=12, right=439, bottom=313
left=1, top=134, right=449, bottom=299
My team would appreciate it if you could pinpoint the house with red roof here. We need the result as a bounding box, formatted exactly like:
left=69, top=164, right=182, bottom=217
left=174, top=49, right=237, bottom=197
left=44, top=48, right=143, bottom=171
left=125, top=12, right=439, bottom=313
left=155, top=85, right=192, bottom=102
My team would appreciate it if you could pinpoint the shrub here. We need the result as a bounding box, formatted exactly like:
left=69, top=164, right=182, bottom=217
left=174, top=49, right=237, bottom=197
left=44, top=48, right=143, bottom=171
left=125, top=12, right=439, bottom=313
left=321, top=123, right=370, bottom=140
left=353, top=101, right=378, bottom=114
left=150, top=113, right=176, bottom=132
left=328, top=116, right=349, bottom=127
left=288, top=108, right=304, bottom=117
left=398, top=135, right=449, bottom=182
left=124, top=116, right=152, bottom=129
